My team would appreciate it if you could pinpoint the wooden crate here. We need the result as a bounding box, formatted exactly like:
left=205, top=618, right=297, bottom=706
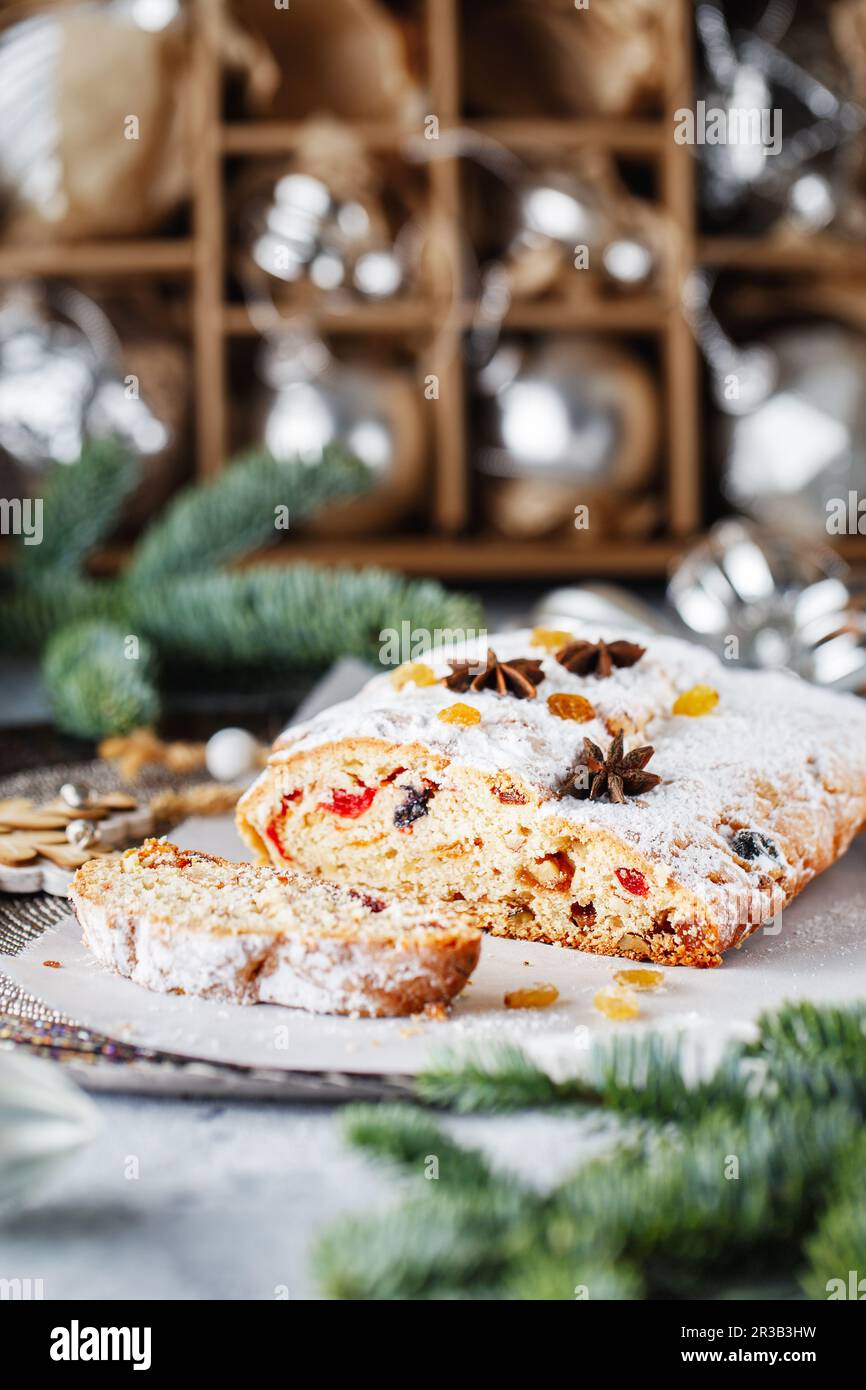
left=3, top=0, right=865, bottom=580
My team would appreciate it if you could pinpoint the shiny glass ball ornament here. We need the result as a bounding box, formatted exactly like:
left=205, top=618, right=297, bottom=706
left=59, top=782, right=94, bottom=809
left=476, top=338, right=658, bottom=486
left=240, top=164, right=409, bottom=304
left=0, top=283, right=173, bottom=490
left=66, top=818, right=100, bottom=850
left=205, top=728, right=261, bottom=785
left=719, top=324, right=866, bottom=535
left=253, top=336, right=425, bottom=536
left=667, top=519, right=865, bottom=688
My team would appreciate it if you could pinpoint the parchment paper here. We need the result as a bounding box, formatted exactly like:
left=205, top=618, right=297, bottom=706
left=3, top=815, right=865, bottom=1078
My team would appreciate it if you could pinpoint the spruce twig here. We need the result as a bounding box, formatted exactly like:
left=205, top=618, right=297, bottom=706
left=42, top=621, right=160, bottom=738
left=315, top=1002, right=866, bottom=1300
left=128, top=445, right=369, bottom=582
left=18, top=438, right=138, bottom=578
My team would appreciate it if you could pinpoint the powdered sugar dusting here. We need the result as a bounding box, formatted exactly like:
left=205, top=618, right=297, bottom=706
left=260, top=627, right=866, bottom=930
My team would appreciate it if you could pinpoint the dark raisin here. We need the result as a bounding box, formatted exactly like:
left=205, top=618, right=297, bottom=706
left=731, top=829, right=779, bottom=862
left=348, top=889, right=387, bottom=913
left=570, top=900, right=596, bottom=928
left=393, top=784, right=433, bottom=829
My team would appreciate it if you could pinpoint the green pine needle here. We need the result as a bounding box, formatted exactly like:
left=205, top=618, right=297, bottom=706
left=17, top=438, right=138, bottom=578
left=342, top=1103, right=495, bottom=1188
left=126, top=566, right=483, bottom=672
left=316, top=1003, right=866, bottom=1300
left=128, top=445, right=369, bottom=582
left=42, top=620, right=160, bottom=738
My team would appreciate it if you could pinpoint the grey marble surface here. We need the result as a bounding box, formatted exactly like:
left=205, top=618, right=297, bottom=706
left=1, top=1093, right=602, bottom=1300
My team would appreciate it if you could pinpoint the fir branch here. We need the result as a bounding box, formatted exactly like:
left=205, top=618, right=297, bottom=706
left=800, top=1142, right=866, bottom=1301
left=342, top=1104, right=494, bottom=1188
left=315, top=1187, right=542, bottom=1301
left=42, top=620, right=160, bottom=738
left=317, top=1003, right=866, bottom=1300
left=0, top=574, right=123, bottom=653
left=128, top=445, right=369, bottom=582
left=17, top=438, right=138, bottom=578
left=125, top=566, right=483, bottom=672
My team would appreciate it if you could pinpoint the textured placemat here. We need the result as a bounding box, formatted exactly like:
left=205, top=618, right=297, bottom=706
left=0, top=757, right=410, bottom=1100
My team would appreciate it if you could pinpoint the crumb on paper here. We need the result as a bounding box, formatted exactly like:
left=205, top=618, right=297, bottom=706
left=42, top=959, right=62, bottom=969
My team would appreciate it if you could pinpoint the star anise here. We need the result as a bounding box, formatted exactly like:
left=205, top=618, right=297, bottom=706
left=563, top=733, right=661, bottom=804
left=556, top=638, right=645, bottom=678
left=443, top=648, right=545, bottom=700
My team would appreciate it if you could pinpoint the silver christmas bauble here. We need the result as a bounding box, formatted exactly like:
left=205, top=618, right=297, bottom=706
left=667, top=519, right=866, bottom=688
left=720, top=324, right=866, bottom=535
left=253, top=336, right=425, bottom=536
left=0, top=284, right=173, bottom=495
left=241, top=169, right=406, bottom=303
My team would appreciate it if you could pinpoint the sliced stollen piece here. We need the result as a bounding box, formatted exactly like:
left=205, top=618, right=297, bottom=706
left=69, top=840, right=482, bottom=1018
left=237, top=627, right=866, bottom=969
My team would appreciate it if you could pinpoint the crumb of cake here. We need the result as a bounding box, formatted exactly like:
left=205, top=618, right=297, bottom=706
left=504, top=982, right=559, bottom=1009
left=422, top=1001, right=449, bottom=1021
left=43, top=959, right=62, bottom=968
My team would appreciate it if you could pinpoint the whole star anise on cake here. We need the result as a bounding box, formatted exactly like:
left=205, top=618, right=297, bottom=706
left=563, top=732, right=661, bottom=803
left=443, top=648, right=545, bottom=700
left=556, top=637, right=645, bottom=678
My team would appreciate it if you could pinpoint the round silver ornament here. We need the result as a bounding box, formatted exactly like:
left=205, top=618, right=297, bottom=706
left=474, top=337, right=659, bottom=540
left=719, top=323, right=866, bottom=534
left=240, top=166, right=407, bottom=303
left=66, top=819, right=100, bottom=850
left=253, top=334, right=425, bottom=536
left=0, top=283, right=173, bottom=498
left=59, top=782, right=94, bottom=810
left=667, top=519, right=866, bottom=689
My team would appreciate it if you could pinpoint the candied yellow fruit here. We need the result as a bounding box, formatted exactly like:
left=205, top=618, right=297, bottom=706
left=391, top=661, right=437, bottom=690
left=613, top=968, right=663, bottom=991
left=673, top=684, right=719, bottom=717
left=531, top=627, right=574, bottom=652
left=438, top=702, right=481, bottom=726
left=593, top=987, right=640, bottom=1020
left=504, top=982, right=560, bottom=1009
left=547, top=692, right=596, bottom=723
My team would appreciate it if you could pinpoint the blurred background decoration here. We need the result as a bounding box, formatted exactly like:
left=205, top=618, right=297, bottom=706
left=1, top=0, right=866, bottom=738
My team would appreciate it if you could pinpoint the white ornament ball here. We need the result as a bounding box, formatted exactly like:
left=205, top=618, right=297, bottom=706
left=205, top=727, right=260, bottom=784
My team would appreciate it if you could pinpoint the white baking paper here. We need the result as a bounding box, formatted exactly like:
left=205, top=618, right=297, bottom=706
left=3, top=815, right=865, bottom=1078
